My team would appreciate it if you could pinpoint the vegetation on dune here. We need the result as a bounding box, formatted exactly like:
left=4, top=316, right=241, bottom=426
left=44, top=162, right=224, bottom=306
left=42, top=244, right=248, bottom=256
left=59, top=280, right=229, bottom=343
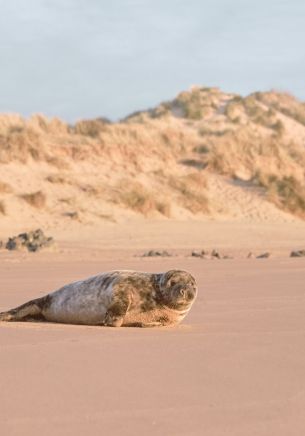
left=193, top=144, right=210, bottom=154
left=0, top=181, right=12, bottom=193
left=46, top=174, right=72, bottom=184
left=255, top=173, right=305, bottom=217
left=20, top=191, right=46, bottom=209
left=168, top=172, right=209, bottom=214
left=225, top=94, right=285, bottom=133
left=0, top=200, right=6, bottom=215
left=205, top=128, right=305, bottom=180
left=115, top=182, right=171, bottom=217
left=125, top=86, right=223, bottom=121
left=165, top=87, right=222, bottom=120
left=73, top=118, right=111, bottom=138
left=0, top=87, right=305, bottom=220
left=254, top=91, right=305, bottom=126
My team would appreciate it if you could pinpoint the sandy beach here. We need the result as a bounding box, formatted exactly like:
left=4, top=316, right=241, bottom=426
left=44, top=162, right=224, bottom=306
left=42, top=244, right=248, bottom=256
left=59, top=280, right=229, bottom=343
left=1, top=221, right=305, bottom=436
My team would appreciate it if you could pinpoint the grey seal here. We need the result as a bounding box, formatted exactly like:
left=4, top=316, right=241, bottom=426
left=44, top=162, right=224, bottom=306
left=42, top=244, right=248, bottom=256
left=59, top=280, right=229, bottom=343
left=0, top=269, right=197, bottom=327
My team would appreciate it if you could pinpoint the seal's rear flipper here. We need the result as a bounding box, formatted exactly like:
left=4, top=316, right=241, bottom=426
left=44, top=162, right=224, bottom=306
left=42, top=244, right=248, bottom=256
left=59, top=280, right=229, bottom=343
left=0, top=311, right=14, bottom=321
left=0, top=297, right=46, bottom=322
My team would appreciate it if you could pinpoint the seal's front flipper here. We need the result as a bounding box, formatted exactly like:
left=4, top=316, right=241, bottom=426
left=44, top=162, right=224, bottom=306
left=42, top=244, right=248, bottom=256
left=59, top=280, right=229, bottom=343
left=123, top=321, right=163, bottom=328
left=0, top=297, right=45, bottom=322
left=103, top=297, right=130, bottom=327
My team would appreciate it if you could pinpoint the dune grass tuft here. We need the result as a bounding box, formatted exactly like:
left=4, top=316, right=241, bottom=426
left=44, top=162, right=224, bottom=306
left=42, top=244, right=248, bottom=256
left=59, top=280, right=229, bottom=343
left=116, top=182, right=171, bottom=217
left=0, top=181, right=12, bottom=193
left=169, top=172, right=209, bottom=214
left=20, top=191, right=46, bottom=209
left=255, top=173, right=305, bottom=217
left=0, top=200, right=6, bottom=215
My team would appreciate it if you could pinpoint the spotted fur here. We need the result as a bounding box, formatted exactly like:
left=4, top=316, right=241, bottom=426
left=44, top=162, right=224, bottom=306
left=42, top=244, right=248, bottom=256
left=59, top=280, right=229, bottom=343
left=0, top=269, right=197, bottom=327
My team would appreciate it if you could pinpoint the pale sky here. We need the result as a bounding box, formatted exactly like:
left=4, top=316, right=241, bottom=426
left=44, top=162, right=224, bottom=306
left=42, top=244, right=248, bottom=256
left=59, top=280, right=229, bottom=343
left=0, top=0, right=304, bottom=121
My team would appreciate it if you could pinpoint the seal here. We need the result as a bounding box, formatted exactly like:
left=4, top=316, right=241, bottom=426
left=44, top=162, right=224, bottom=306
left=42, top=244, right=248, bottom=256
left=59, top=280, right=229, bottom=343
left=0, top=269, right=197, bottom=327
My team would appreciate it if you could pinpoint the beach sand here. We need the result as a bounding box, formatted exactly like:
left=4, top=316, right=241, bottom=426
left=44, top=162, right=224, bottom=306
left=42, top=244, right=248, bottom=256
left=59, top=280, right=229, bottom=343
left=1, top=222, right=305, bottom=435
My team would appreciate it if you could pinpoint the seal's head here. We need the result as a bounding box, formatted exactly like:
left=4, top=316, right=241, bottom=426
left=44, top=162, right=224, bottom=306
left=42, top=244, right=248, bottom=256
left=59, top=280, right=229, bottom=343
left=159, top=269, right=197, bottom=310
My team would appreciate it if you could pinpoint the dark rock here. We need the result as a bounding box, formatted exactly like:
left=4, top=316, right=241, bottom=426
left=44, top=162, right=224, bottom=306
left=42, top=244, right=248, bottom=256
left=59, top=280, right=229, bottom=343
left=5, top=229, right=54, bottom=252
left=191, top=250, right=209, bottom=259
left=290, top=250, right=305, bottom=257
left=142, top=250, right=172, bottom=257
left=191, top=251, right=203, bottom=258
left=256, top=252, right=271, bottom=259
left=211, top=249, right=221, bottom=259
left=191, top=249, right=232, bottom=259
left=191, top=251, right=198, bottom=257
left=210, top=250, right=233, bottom=259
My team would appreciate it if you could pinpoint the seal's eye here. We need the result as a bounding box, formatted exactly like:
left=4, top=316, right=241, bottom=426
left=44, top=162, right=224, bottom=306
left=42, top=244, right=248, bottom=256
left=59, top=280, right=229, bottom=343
left=169, top=278, right=179, bottom=287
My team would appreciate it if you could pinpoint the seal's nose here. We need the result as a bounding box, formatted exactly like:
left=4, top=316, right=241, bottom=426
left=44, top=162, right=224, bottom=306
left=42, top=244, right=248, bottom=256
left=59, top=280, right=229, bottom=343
left=186, top=287, right=196, bottom=301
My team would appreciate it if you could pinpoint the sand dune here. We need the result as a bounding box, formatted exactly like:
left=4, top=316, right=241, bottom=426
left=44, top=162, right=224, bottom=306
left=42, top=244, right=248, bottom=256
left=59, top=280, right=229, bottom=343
left=0, top=86, right=305, bottom=234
